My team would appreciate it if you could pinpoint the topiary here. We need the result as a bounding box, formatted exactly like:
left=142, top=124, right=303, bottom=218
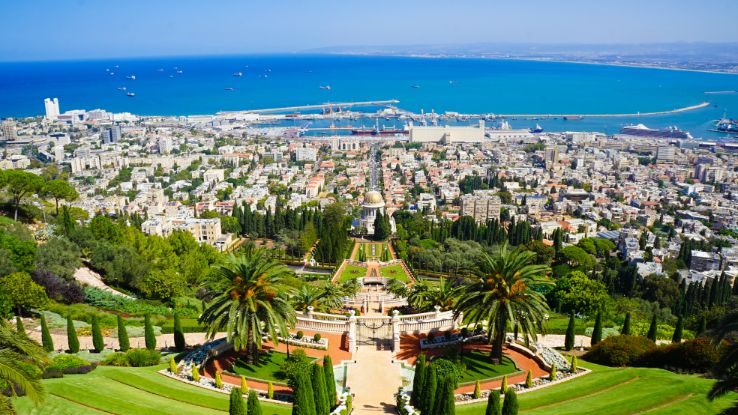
left=144, top=314, right=156, bottom=351
left=647, top=314, right=658, bottom=342
left=241, top=375, right=248, bottom=394
left=485, top=390, right=501, bottom=415
left=192, top=364, right=201, bottom=382
left=591, top=311, right=603, bottom=346
left=267, top=381, right=274, bottom=399
left=215, top=370, right=224, bottom=389
left=229, top=387, right=246, bottom=415
left=550, top=363, right=557, bottom=381
left=324, top=355, right=337, bottom=408
left=296, top=331, right=304, bottom=340
left=526, top=370, right=533, bottom=388
left=117, top=314, right=130, bottom=352
left=564, top=312, right=575, bottom=351
left=571, top=355, right=578, bottom=372
left=584, top=335, right=656, bottom=367
left=621, top=312, right=631, bottom=335
left=173, top=312, right=186, bottom=352
left=473, top=379, right=481, bottom=398
left=91, top=315, right=104, bottom=353
left=501, top=388, right=518, bottom=415
left=40, top=314, right=54, bottom=352
left=126, top=349, right=162, bottom=367
left=247, top=389, right=262, bottom=415
left=313, top=333, right=321, bottom=342
left=168, top=355, right=178, bottom=374
left=500, top=375, right=508, bottom=394
left=66, top=315, right=80, bottom=353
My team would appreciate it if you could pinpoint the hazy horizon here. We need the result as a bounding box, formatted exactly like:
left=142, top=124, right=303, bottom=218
left=2, top=0, right=738, bottom=62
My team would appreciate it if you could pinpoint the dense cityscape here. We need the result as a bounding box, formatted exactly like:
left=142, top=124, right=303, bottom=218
left=2, top=2, right=738, bottom=415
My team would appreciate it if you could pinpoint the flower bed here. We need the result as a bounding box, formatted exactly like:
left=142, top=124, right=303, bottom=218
left=279, top=334, right=329, bottom=350
left=163, top=366, right=294, bottom=403
left=420, top=333, right=486, bottom=349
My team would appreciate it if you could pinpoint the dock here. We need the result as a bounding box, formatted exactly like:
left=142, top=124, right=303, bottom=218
left=217, top=100, right=400, bottom=115
left=495, top=101, right=710, bottom=119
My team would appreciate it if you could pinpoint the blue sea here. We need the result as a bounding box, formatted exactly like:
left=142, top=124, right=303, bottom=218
left=1, top=54, right=737, bottom=139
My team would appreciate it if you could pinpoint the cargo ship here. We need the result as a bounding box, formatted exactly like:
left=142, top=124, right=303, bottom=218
left=351, top=123, right=406, bottom=136
left=619, top=124, right=693, bottom=140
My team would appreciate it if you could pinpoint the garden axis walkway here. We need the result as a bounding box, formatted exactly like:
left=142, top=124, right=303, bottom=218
left=346, top=345, right=403, bottom=414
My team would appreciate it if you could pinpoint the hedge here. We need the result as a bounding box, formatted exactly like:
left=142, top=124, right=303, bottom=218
left=584, top=335, right=656, bottom=367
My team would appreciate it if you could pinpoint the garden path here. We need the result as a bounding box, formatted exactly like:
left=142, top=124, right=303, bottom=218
left=347, top=345, right=403, bottom=414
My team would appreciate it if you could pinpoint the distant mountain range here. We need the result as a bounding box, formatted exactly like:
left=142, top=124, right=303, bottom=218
left=306, top=42, right=738, bottom=73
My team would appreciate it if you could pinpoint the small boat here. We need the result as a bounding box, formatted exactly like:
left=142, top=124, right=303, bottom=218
left=319, top=85, right=331, bottom=90
left=126, top=75, right=136, bottom=80
left=126, top=92, right=136, bottom=97
left=563, top=115, right=584, bottom=121
left=175, top=69, right=183, bottom=74
left=233, top=72, right=243, bottom=77
left=116, top=87, right=127, bottom=91
left=224, top=87, right=235, bottom=91
left=529, top=124, right=544, bottom=133
left=109, top=72, right=115, bottom=76
left=411, top=85, right=421, bottom=89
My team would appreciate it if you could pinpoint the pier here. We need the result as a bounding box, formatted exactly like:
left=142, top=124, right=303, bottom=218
left=494, top=101, right=710, bottom=119
left=217, top=100, right=400, bottom=115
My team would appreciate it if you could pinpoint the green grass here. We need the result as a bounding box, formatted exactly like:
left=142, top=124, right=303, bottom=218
left=13, top=365, right=291, bottom=415
left=379, top=264, right=410, bottom=282
left=230, top=351, right=305, bottom=383
left=336, top=264, right=367, bottom=282
left=457, top=353, right=520, bottom=385
left=160, top=318, right=206, bottom=334
left=456, top=362, right=737, bottom=415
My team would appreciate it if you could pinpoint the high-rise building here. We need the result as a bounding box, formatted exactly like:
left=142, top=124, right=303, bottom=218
left=544, top=146, right=559, bottom=170
left=158, top=136, right=173, bottom=154
left=656, top=146, right=676, bottom=164
left=101, top=125, right=121, bottom=144
left=44, top=98, right=60, bottom=120
left=460, top=190, right=501, bottom=223
left=1, top=119, right=17, bottom=141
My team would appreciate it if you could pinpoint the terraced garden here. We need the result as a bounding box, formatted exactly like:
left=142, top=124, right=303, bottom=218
left=13, top=365, right=291, bottom=415
left=456, top=362, right=737, bottom=415
left=379, top=263, right=411, bottom=282
left=335, top=263, right=367, bottom=282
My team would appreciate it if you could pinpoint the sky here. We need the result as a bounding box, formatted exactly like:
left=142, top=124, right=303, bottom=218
left=2, top=0, right=738, bottom=61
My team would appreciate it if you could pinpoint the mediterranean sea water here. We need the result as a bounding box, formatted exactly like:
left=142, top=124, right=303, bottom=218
left=1, top=54, right=737, bottom=139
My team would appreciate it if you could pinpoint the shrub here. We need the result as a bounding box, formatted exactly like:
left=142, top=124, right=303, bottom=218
left=215, top=371, right=224, bottom=389
left=31, top=269, right=85, bottom=304
left=313, top=333, right=321, bottom=342
left=49, top=354, right=90, bottom=371
left=564, top=312, right=575, bottom=351
left=584, top=335, right=656, bottom=367
left=296, top=331, right=304, bottom=340
left=101, top=352, right=130, bottom=367
left=241, top=375, right=248, bottom=394
left=550, top=363, right=557, bottom=381
left=591, top=312, right=602, bottom=346
left=126, top=349, right=162, bottom=367
left=229, top=387, right=246, bottom=415
left=192, top=365, right=201, bottom=382
left=473, top=379, right=481, bottom=398
left=168, top=355, right=178, bottom=374
left=247, top=389, right=262, bottom=415
left=571, top=355, right=578, bottom=372
left=637, top=338, right=720, bottom=373
left=526, top=370, right=533, bottom=388
left=485, top=390, right=501, bottom=415
left=267, top=381, right=274, bottom=399
left=500, top=375, right=508, bottom=394
left=324, top=355, right=337, bottom=408
left=427, top=333, right=435, bottom=343
left=621, top=312, right=631, bottom=335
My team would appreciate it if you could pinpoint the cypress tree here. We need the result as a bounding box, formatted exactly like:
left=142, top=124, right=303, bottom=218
left=229, top=387, right=246, bottom=415
left=647, top=314, right=658, bottom=342
left=91, top=315, right=104, bottom=353
left=117, top=314, right=130, bottom=351
left=173, top=312, right=185, bottom=352
left=421, top=365, right=438, bottom=415
left=564, top=312, right=575, bottom=351
left=144, top=314, right=156, bottom=351
left=525, top=370, right=533, bottom=388
left=672, top=314, right=684, bottom=344
left=411, top=354, right=426, bottom=406
left=192, top=364, right=200, bottom=382
left=698, top=315, right=707, bottom=336
left=485, top=390, right=502, bottom=415
left=501, top=388, right=518, bottom=415
left=247, top=390, right=262, bottom=415
left=40, top=314, right=54, bottom=352
left=591, top=311, right=603, bottom=346
left=500, top=375, right=508, bottom=394
left=292, top=371, right=316, bottom=415
left=433, top=376, right=456, bottom=415
left=168, top=355, right=178, bottom=374
left=621, top=312, right=631, bottom=335
left=571, top=355, right=578, bottom=372
left=473, top=379, right=481, bottom=398
left=323, top=355, right=337, bottom=408
left=67, top=315, right=79, bottom=353
left=311, top=363, right=330, bottom=415
left=15, top=316, right=25, bottom=337
left=267, top=382, right=274, bottom=399
left=215, top=371, right=224, bottom=389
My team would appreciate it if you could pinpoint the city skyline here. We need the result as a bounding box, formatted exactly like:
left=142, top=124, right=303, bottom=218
left=2, top=0, right=738, bottom=61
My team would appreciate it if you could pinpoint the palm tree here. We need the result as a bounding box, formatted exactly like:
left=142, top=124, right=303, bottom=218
left=407, top=279, right=434, bottom=311
left=454, top=244, right=552, bottom=362
left=708, top=310, right=738, bottom=411
left=317, top=281, right=345, bottom=311
left=426, top=278, right=458, bottom=312
left=199, top=247, right=297, bottom=364
left=0, top=322, right=47, bottom=414
left=292, top=285, right=324, bottom=312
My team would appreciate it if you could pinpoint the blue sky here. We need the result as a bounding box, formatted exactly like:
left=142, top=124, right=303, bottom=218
left=2, top=0, right=738, bottom=61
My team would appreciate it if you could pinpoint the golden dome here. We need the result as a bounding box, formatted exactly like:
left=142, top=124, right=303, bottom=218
left=365, top=190, right=384, bottom=204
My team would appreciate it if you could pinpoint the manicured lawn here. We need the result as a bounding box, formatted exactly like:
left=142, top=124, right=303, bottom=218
left=379, top=263, right=410, bottom=282
left=160, top=318, right=206, bottom=334
left=336, top=264, right=367, bottom=282
left=456, top=362, right=737, bottom=415
left=231, top=351, right=315, bottom=383
left=457, top=352, right=520, bottom=384
left=13, top=365, right=291, bottom=415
